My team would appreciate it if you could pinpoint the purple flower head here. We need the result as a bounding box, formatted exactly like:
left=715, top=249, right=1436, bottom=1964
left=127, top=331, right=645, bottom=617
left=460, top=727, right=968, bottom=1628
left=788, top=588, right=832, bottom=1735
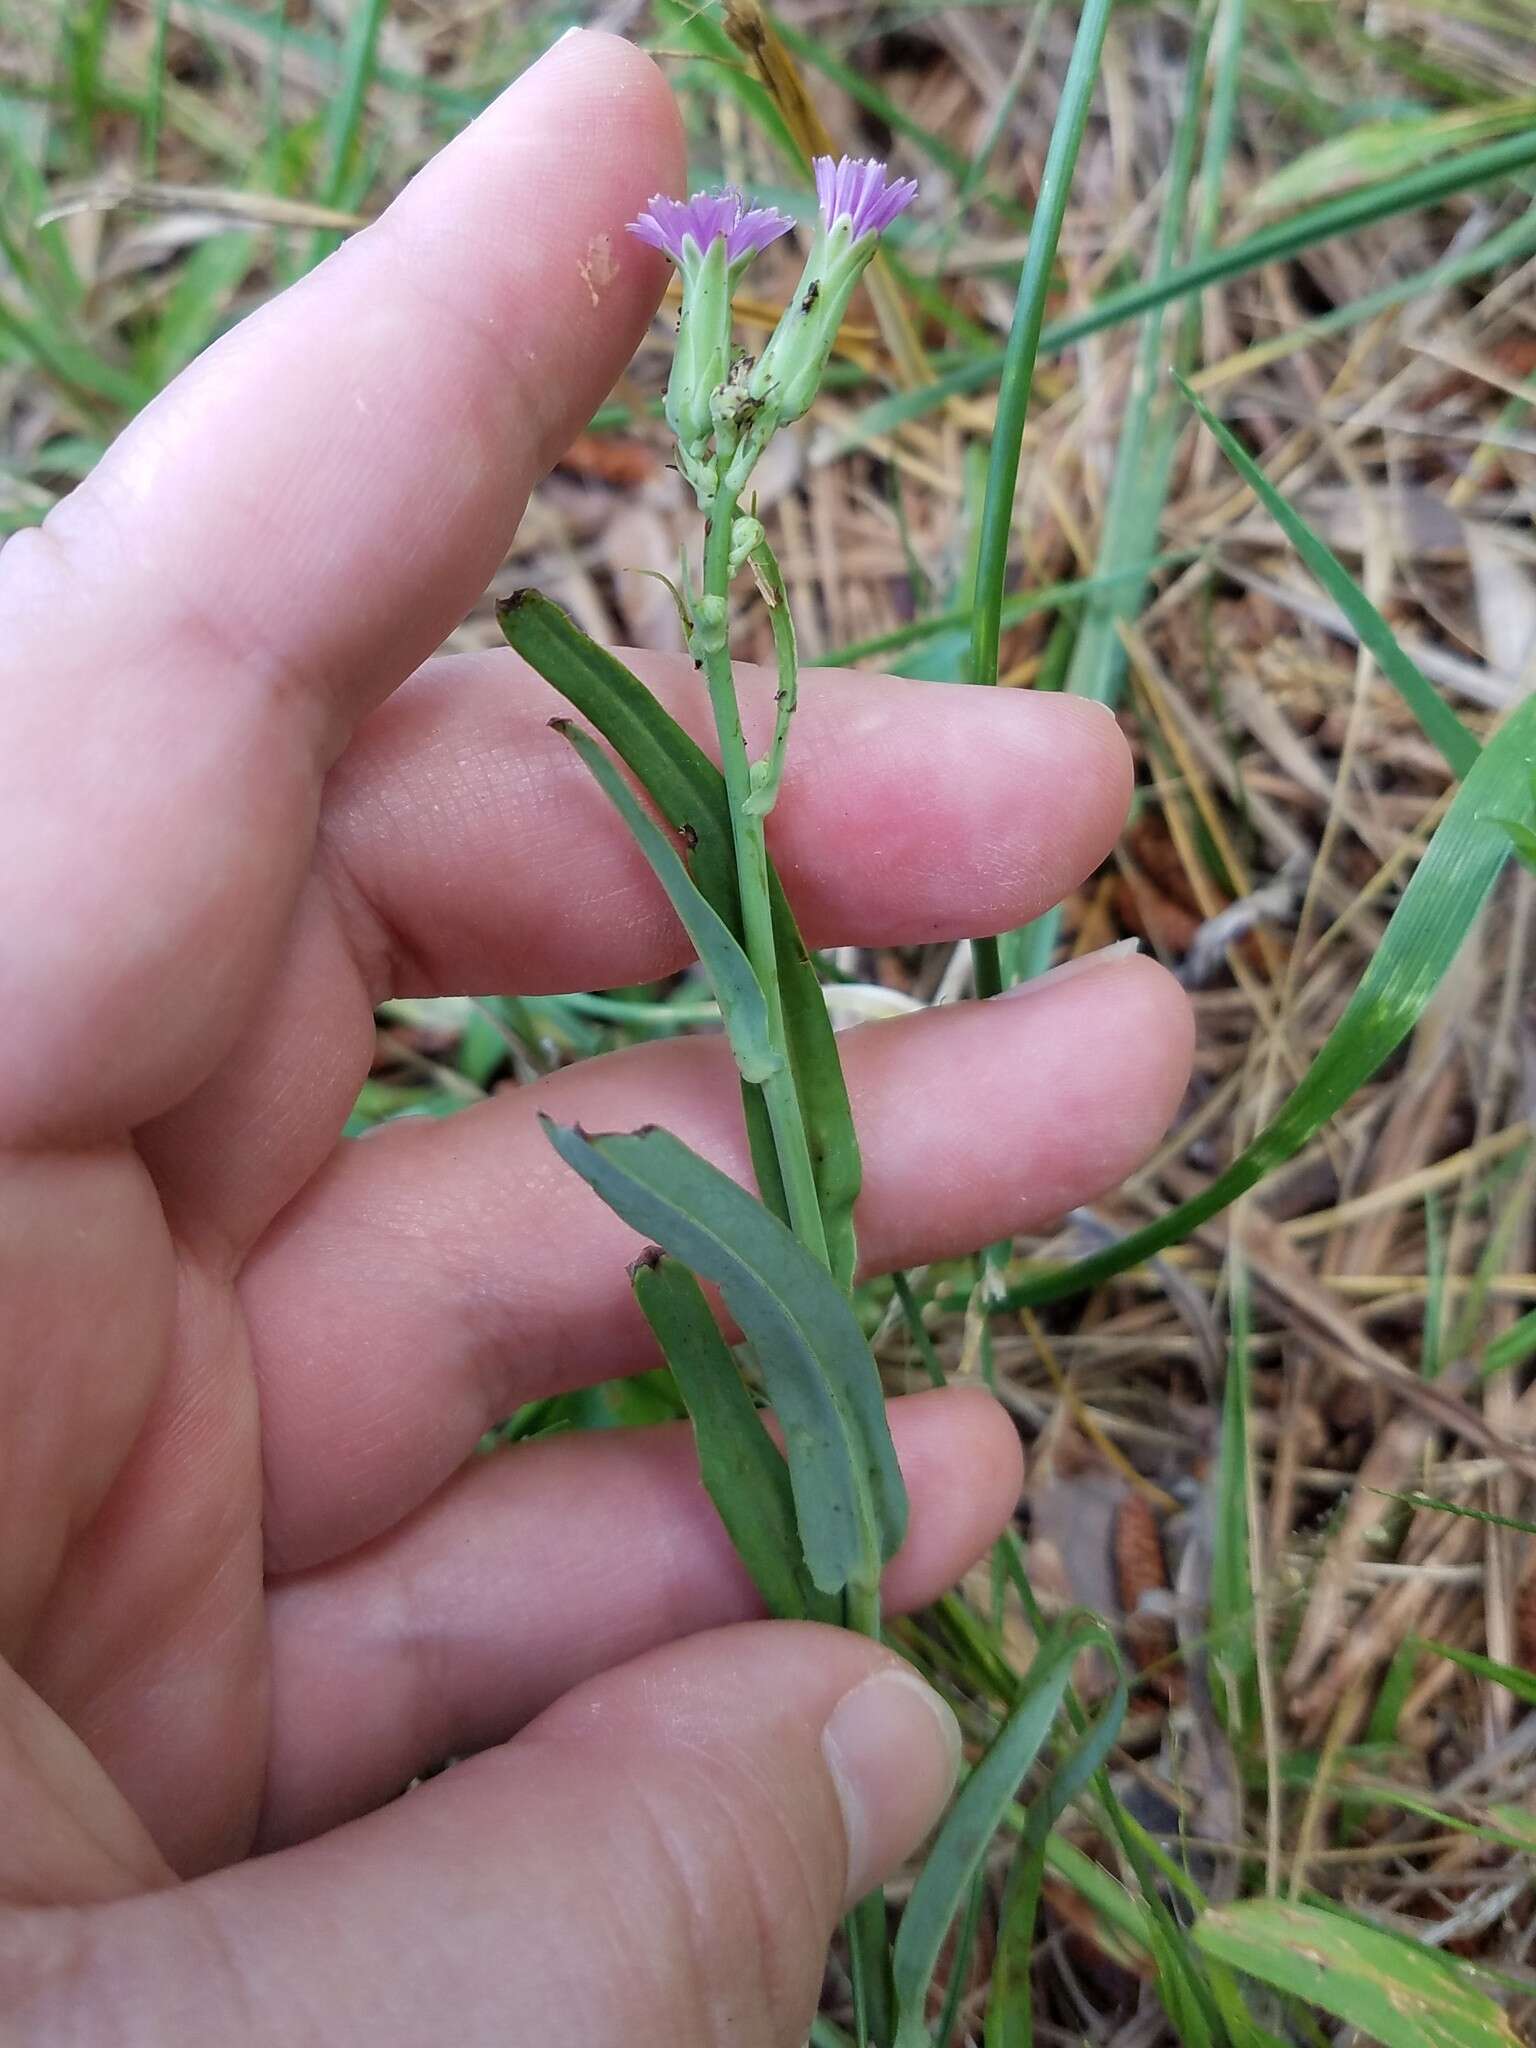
left=628, top=188, right=794, bottom=267
left=813, top=155, right=918, bottom=240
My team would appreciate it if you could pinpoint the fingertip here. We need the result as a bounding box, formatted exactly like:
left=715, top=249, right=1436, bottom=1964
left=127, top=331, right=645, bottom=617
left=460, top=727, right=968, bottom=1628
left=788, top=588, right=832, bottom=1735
left=999, top=948, right=1194, bottom=1139
left=771, top=673, right=1136, bottom=946
left=1098, top=950, right=1196, bottom=1122
left=883, top=1387, right=1023, bottom=1612
left=525, top=26, right=688, bottom=197
left=850, top=952, right=1195, bottom=1266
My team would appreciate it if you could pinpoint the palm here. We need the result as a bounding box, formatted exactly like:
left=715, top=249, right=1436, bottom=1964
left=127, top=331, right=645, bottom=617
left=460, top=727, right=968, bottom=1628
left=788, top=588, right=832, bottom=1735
left=0, top=31, right=1189, bottom=1922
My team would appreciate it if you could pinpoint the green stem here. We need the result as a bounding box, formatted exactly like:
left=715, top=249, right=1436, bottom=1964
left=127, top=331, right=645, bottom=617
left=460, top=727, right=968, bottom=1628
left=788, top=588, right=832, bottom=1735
left=842, top=1568, right=890, bottom=2044
left=700, top=490, right=831, bottom=1270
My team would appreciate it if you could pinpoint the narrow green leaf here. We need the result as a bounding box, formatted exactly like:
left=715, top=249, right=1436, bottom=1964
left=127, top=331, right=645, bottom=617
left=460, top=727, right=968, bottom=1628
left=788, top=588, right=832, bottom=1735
left=1496, top=816, right=1536, bottom=870
left=1250, top=104, right=1536, bottom=213
left=498, top=589, right=861, bottom=1289
left=542, top=1120, right=906, bottom=1593
left=554, top=720, right=780, bottom=1085
left=1102, top=1799, right=1233, bottom=2048
left=986, top=1674, right=1128, bottom=2048
left=1484, top=1306, right=1536, bottom=1378
left=145, top=228, right=256, bottom=388
left=1005, top=690, right=1536, bottom=1308
left=970, top=0, right=1114, bottom=698
left=1413, top=1637, right=1536, bottom=1709
left=967, top=0, right=1114, bottom=1004
left=933, top=1866, right=988, bottom=2048
left=835, top=124, right=1536, bottom=450
left=1179, top=377, right=1480, bottom=776
left=632, top=1252, right=834, bottom=1622
left=1382, top=1491, right=1536, bottom=1539
left=310, top=0, right=386, bottom=263
left=890, top=1615, right=1111, bottom=2048
left=1011, top=0, right=1229, bottom=977
left=1211, top=1250, right=1256, bottom=1728
left=1488, top=1804, right=1536, bottom=1853
left=1195, top=1899, right=1523, bottom=2048
left=648, top=0, right=800, bottom=169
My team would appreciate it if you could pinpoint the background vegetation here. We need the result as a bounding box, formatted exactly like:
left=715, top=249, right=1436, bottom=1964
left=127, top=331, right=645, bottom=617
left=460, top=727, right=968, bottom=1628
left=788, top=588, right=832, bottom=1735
left=3, top=0, right=1536, bottom=2040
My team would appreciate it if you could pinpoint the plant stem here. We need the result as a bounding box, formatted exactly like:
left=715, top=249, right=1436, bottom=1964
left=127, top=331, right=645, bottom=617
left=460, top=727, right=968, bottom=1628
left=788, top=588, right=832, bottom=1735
left=700, top=487, right=831, bottom=1270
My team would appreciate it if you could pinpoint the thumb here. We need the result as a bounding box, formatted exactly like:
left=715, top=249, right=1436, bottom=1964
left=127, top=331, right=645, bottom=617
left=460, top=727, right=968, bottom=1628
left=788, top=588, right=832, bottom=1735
left=38, top=1624, right=960, bottom=2047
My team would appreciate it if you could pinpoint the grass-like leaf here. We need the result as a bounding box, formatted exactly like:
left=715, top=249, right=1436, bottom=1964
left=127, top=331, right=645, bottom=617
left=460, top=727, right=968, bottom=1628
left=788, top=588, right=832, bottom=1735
left=835, top=124, right=1536, bottom=450
left=966, top=0, right=1114, bottom=1005
left=631, top=1251, right=837, bottom=1622
left=1378, top=1491, right=1536, bottom=1539
left=498, top=589, right=861, bottom=1287
left=1484, top=1306, right=1536, bottom=1378
left=984, top=1671, right=1128, bottom=2048
left=1179, top=376, right=1480, bottom=776
left=1005, top=687, right=1536, bottom=1308
left=1413, top=1638, right=1536, bottom=1710
left=890, top=1614, right=1114, bottom=2048
left=969, top=0, right=1114, bottom=697
left=1211, top=1250, right=1256, bottom=1730
left=553, top=719, right=780, bottom=1086
left=1195, top=1899, right=1524, bottom=2048
left=542, top=1119, right=906, bottom=1596
left=1249, top=103, right=1536, bottom=213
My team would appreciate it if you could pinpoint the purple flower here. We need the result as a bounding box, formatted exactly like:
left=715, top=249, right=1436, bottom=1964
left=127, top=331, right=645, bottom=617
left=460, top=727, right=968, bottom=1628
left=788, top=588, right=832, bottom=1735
left=628, top=188, right=794, bottom=267
left=813, top=155, right=918, bottom=239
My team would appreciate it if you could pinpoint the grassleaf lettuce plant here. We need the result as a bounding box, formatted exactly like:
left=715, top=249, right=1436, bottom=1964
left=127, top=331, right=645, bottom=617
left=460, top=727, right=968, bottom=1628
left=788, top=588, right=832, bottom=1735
left=502, top=157, right=918, bottom=1643
left=498, top=160, right=1127, bottom=2045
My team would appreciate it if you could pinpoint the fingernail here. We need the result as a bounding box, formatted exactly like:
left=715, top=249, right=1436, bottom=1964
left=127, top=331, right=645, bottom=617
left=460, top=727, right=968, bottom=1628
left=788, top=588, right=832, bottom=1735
left=994, top=936, right=1141, bottom=1000
left=822, top=1667, right=961, bottom=1906
left=555, top=25, right=584, bottom=43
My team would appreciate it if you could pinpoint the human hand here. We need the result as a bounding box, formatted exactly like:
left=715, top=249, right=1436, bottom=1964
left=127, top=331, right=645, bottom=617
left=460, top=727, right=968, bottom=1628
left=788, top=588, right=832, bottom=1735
left=0, top=31, right=1191, bottom=2044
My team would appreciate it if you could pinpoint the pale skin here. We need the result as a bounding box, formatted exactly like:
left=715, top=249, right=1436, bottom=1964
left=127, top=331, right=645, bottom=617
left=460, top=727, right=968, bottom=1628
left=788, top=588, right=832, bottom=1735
left=0, top=31, right=1193, bottom=2045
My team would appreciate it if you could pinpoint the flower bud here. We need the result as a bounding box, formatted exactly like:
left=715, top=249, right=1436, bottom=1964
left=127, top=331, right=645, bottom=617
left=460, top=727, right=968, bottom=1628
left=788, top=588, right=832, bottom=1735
left=748, top=158, right=917, bottom=431
left=628, top=189, right=795, bottom=467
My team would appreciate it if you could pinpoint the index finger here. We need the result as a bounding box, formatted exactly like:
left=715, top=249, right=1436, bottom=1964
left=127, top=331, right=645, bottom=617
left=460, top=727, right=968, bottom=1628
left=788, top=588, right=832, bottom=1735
left=0, top=32, right=682, bottom=1144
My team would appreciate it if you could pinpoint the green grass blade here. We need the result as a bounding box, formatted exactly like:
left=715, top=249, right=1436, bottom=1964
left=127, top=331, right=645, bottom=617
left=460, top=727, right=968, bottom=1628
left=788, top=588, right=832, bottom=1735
left=1011, top=0, right=1227, bottom=979
left=1202, top=196, right=1536, bottom=387
left=541, top=1121, right=906, bottom=1593
left=817, top=552, right=1196, bottom=670
left=985, top=1673, right=1129, bottom=2048
left=932, top=1865, right=987, bottom=2048
left=835, top=124, right=1536, bottom=448
left=143, top=228, right=254, bottom=386
left=890, top=1614, right=1112, bottom=2047
left=553, top=720, right=781, bottom=1086
left=1383, top=1492, right=1536, bottom=1539
left=310, top=0, right=387, bottom=264
left=1101, top=1799, right=1232, bottom=2047
left=141, top=0, right=172, bottom=171
left=650, top=0, right=801, bottom=169
left=771, top=16, right=968, bottom=182
left=970, top=0, right=1114, bottom=698
left=1211, top=1249, right=1256, bottom=1729
left=632, top=1252, right=835, bottom=1621
left=1004, top=690, right=1536, bottom=1309
left=1250, top=102, right=1536, bottom=212
left=1413, top=1637, right=1536, bottom=1709
left=1484, top=1306, right=1536, bottom=1378
left=1179, top=378, right=1480, bottom=776
left=1500, top=817, right=1536, bottom=869
left=967, top=0, right=1114, bottom=1001
left=1195, top=1899, right=1524, bottom=2048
